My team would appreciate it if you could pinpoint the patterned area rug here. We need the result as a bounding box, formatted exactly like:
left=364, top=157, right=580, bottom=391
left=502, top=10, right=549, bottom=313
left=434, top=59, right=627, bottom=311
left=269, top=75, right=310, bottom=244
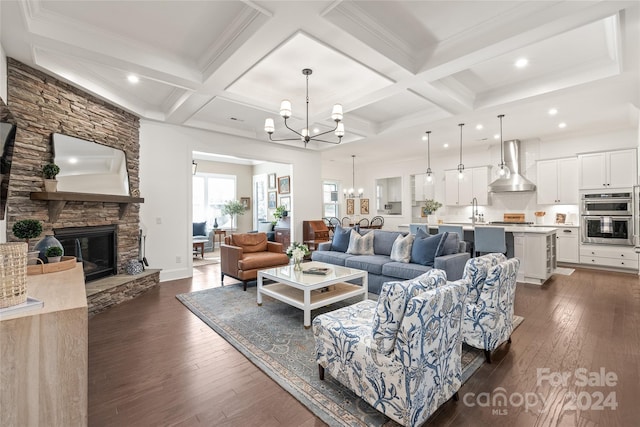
left=176, top=285, right=523, bottom=427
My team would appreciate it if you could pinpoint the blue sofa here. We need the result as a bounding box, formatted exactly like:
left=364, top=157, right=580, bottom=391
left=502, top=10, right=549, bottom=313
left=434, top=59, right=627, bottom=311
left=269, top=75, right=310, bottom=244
left=311, top=228, right=470, bottom=294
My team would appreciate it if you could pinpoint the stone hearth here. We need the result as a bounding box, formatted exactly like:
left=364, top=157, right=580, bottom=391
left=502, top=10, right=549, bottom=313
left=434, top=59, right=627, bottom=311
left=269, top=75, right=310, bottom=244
left=86, top=269, right=160, bottom=317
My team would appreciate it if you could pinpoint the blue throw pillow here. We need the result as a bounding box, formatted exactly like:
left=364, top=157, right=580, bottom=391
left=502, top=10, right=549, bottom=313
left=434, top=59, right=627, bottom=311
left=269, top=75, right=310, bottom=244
left=193, top=221, right=206, bottom=236
left=410, top=232, right=448, bottom=266
left=331, top=225, right=352, bottom=253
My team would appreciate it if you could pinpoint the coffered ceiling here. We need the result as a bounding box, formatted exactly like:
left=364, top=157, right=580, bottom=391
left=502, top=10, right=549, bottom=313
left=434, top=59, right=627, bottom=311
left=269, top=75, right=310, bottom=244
left=1, top=0, right=638, bottom=165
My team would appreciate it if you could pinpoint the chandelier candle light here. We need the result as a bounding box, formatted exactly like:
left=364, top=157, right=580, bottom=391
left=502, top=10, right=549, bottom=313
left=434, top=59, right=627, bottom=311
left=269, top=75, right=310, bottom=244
left=264, top=68, right=345, bottom=147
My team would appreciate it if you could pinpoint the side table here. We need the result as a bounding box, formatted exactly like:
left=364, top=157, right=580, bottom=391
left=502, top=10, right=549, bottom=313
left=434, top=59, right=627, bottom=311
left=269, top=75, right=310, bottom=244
left=213, top=229, right=226, bottom=249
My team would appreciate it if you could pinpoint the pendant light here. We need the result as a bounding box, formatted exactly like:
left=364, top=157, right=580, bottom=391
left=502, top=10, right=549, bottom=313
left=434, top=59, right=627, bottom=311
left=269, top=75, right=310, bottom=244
left=425, top=131, right=434, bottom=183
left=496, top=114, right=511, bottom=178
left=457, top=123, right=465, bottom=179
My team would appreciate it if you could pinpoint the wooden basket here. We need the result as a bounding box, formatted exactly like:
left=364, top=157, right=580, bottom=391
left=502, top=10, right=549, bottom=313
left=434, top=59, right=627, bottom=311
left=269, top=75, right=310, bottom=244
left=0, top=242, right=28, bottom=308
left=27, top=256, right=77, bottom=276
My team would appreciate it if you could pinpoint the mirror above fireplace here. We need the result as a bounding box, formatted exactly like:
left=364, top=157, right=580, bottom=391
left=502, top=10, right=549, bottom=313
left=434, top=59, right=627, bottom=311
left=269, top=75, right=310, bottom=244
left=52, top=133, right=130, bottom=196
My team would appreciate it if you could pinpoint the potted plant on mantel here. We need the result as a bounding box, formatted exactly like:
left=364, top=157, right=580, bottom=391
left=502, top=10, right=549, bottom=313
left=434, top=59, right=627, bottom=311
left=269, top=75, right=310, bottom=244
left=12, top=219, right=43, bottom=264
left=222, top=200, right=246, bottom=230
left=43, top=162, right=60, bottom=192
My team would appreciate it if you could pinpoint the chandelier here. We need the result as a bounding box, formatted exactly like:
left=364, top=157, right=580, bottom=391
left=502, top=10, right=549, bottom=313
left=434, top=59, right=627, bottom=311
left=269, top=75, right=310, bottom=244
left=264, top=68, right=344, bottom=147
left=344, top=155, right=363, bottom=198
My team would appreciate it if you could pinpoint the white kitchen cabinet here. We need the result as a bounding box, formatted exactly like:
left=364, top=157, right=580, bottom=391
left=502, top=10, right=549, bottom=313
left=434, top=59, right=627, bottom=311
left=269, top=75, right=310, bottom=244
left=536, top=158, right=578, bottom=204
left=579, top=244, right=638, bottom=270
left=513, top=230, right=557, bottom=285
left=578, top=149, right=637, bottom=190
left=445, top=166, right=489, bottom=206
left=556, top=227, right=579, bottom=263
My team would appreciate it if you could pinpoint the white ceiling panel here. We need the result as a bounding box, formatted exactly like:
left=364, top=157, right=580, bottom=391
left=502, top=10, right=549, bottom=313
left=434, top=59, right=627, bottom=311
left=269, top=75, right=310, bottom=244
left=39, top=0, right=247, bottom=64
left=349, top=90, right=441, bottom=125
left=227, top=32, right=394, bottom=118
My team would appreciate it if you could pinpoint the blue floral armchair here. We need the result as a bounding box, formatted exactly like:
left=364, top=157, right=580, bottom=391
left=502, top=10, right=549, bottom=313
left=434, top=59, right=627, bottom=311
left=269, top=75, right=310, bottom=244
left=313, top=270, right=468, bottom=426
left=460, top=254, right=520, bottom=363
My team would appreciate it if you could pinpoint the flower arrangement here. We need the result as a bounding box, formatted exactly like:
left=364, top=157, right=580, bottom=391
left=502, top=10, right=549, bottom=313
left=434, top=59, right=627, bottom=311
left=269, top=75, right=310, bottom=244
left=286, top=242, right=310, bottom=260
left=423, top=199, right=442, bottom=214
left=286, top=242, right=310, bottom=270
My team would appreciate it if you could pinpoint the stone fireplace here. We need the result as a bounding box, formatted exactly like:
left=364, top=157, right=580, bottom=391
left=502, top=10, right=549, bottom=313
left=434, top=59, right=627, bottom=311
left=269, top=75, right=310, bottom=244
left=3, top=58, right=159, bottom=316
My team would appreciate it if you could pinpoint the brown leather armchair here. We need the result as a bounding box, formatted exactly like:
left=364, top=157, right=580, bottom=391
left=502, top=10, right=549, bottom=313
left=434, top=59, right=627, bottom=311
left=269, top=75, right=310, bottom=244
left=220, top=232, right=290, bottom=291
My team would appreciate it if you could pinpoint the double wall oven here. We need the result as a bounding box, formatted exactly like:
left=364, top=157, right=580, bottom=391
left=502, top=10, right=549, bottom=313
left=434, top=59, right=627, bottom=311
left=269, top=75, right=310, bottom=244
left=580, top=191, right=634, bottom=246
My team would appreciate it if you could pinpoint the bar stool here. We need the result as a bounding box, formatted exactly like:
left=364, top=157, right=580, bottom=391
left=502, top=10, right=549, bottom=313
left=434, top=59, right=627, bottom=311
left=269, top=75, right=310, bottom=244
left=473, top=226, right=506, bottom=257
left=438, top=225, right=464, bottom=241
left=409, top=224, right=428, bottom=235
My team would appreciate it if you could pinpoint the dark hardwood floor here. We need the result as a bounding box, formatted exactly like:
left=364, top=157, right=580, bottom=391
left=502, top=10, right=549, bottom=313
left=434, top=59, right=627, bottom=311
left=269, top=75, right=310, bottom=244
left=88, top=262, right=640, bottom=426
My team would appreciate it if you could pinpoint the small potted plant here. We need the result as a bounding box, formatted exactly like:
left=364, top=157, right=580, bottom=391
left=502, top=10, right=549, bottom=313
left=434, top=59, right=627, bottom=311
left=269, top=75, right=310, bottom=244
left=45, top=246, right=63, bottom=263
left=43, top=162, right=60, bottom=192
left=12, top=219, right=43, bottom=264
left=272, top=205, right=288, bottom=225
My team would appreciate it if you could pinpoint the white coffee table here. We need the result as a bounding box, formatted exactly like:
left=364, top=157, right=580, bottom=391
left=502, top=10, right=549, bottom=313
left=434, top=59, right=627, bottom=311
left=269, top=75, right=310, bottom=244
left=257, top=261, right=368, bottom=328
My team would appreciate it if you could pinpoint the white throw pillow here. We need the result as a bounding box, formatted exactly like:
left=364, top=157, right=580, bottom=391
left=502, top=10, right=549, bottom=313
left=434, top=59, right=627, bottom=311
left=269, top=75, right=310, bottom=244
left=390, top=233, right=414, bottom=263
left=346, top=229, right=375, bottom=255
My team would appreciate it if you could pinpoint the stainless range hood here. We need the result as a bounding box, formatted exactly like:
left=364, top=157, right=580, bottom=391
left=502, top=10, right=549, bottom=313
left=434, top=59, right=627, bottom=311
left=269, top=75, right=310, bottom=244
left=488, top=139, right=536, bottom=193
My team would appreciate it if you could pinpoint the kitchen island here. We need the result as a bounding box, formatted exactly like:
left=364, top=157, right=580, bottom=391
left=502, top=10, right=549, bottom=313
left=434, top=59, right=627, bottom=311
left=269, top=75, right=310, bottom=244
left=400, top=223, right=558, bottom=285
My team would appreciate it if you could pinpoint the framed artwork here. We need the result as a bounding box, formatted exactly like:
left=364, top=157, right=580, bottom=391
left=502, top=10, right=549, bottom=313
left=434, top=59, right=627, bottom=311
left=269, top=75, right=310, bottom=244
left=240, top=197, right=251, bottom=210
left=555, top=213, right=566, bottom=224
left=278, top=175, right=290, bottom=194
left=268, top=173, right=276, bottom=189
left=346, top=198, right=355, bottom=215
left=360, top=198, right=369, bottom=215
left=280, top=196, right=291, bottom=211
left=268, top=191, right=277, bottom=209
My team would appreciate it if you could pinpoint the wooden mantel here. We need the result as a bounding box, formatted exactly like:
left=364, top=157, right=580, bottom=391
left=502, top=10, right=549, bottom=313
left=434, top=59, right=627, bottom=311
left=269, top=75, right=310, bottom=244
left=30, top=191, right=144, bottom=222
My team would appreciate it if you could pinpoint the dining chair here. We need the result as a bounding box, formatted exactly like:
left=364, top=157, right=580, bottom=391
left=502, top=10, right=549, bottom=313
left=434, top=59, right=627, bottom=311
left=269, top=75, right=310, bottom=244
left=369, top=216, right=384, bottom=229
left=473, top=226, right=507, bottom=257
left=358, top=218, right=370, bottom=228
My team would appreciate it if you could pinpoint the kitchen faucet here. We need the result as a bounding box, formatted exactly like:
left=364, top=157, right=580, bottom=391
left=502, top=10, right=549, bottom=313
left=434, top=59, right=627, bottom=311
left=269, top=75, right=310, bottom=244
left=470, top=197, right=479, bottom=225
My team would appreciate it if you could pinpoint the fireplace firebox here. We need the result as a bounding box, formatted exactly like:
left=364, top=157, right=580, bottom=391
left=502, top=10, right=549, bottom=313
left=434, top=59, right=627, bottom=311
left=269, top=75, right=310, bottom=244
left=54, top=225, right=117, bottom=282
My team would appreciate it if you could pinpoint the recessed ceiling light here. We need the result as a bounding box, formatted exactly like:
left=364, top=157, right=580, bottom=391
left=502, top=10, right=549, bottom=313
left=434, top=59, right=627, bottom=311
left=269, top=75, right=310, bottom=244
left=421, top=135, right=428, bottom=141
left=127, top=74, right=139, bottom=84
left=69, top=157, right=78, bottom=164
left=515, top=58, right=529, bottom=68
left=548, top=108, right=558, bottom=116
left=558, top=122, right=567, bottom=128
left=476, top=124, right=483, bottom=130
left=494, top=134, right=500, bottom=140
left=443, top=143, right=449, bottom=148
left=313, top=128, right=320, bottom=134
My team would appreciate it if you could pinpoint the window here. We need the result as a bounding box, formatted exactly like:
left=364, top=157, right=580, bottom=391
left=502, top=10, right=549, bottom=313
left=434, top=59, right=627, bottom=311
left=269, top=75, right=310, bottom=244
left=193, top=173, right=236, bottom=229
left=322, top=181, right=340, bottom=218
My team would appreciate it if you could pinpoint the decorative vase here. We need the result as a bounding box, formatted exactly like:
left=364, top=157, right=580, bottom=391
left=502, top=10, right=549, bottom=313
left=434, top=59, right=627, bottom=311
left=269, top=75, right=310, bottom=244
left=213, top=218, right=218, bottom=229
left=33, top=234, right=64, bottom=261
left=294, top=258, right=303, bottom=271
left=44, top=179, right=58, bottom=192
